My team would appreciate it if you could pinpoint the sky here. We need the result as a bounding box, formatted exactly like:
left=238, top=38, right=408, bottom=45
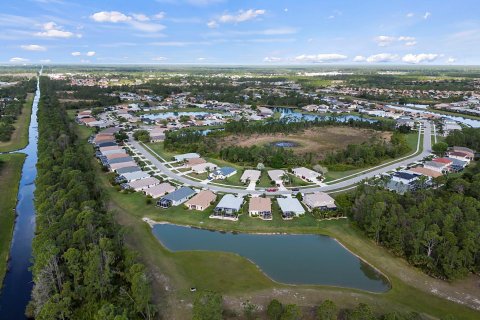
left=2, top=0, right=480, bottom=65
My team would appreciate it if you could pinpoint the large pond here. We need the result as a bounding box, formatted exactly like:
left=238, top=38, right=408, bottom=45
left=270, top=141, right=300, bottom=148
left=0, top=71, right=40, bottom=318
left=272, top=107, right=375, bottom=123
left=152, top=224, right=390, bottom=292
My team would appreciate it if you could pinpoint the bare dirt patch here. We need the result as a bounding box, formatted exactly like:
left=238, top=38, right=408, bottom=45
left=220, top=127, right=391, bottom=161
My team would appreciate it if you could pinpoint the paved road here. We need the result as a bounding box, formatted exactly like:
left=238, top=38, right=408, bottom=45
left=129, top=121, right=432, bottom=195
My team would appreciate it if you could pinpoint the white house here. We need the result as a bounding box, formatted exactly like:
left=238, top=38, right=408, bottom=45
left=277, top=198, right=305, bottom=219
left=191, top=162, right=218, bottom=174
left=240, top=170, right=261, bottom=183
left=303, top=192, right=336, bottom=210
left=292, top=167, right=321, bottom=183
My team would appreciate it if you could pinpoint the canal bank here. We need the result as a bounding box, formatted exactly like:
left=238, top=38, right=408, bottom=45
left=0, top=71, right=40, bottom=319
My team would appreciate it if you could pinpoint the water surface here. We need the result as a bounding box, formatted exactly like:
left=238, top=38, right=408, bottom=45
left=153, top=224, right=390, bottom=292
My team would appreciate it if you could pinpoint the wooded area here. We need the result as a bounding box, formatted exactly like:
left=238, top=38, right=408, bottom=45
left=28, top=77, right=154, bottom=319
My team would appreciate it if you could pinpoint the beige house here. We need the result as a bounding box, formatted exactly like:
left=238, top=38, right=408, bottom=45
left=292, top=167, right=321, bottom=182
left=303, top=192, right=336, bottom=210
left=191, top=162, right=218, bottom=174
left=248, top=197, right=272, bottom=220
left=240, top=170, right=261, bottom=183
left=144, top=182, right=175, bottom=199
left=185, top=190, right=216, bottom=211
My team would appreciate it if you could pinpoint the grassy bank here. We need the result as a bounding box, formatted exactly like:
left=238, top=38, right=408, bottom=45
left=0, top=95, right=33, bottom=152
left=0, top=153, right=26, bottom=287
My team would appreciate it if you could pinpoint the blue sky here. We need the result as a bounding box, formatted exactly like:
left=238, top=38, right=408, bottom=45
left=2, top=0, right=480, bottom=65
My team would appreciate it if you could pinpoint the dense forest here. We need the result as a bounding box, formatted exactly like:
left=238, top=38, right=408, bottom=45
left=323, top=133, right=411, bottom=171
left=29, top=77, right=154, bottom=319
left=0, top=78, right=36, bottom=141
left=338, top=128, right=480, bottom=279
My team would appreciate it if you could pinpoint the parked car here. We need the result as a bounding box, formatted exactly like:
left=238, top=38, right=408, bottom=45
left=266, top=188, right=278, bottom=192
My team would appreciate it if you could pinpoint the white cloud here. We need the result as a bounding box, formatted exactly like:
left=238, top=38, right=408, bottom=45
left=40, top=59, right=51, bottom=63
left=374, top=35, right=396, bottom=47
left=132, top=14, right=150, bottom=22
left=423, top=12, right=431, bottom=19
left=405, top=41, right=417, bottom=47
left=261, top=27, right=297, bottom=35
left=353, top=55, right=366, bottom=62
left=398, top=36, right=415, bottom=42
left=91, top=11, right=131, bottom=23
left=21, top=44, right=46, bottom=51
left=197, top=57, right=206, bottom=61
left=154, top=12, right=166, bottom=20
left=294, top=53, right=348, bottom=63
left=402, top=53, right=438, bottom=64
left=35, top=22, right=76, bottom=38
left=152, top=56, right=168, bottom=61
left=207, top=20, right=218, bottom=28
left=9, top=57, right=29, bottom=63
left=91, top=11, right=165, bottom=33
left=446, top=57, right=456, bottom=64
left=406, top=12, right=414, bottom=18
left=86, top=51, right=96, bottom=57
left=366, top=53, right=399, bottom=63
left=71, top=51, right=81, bottom=56
left=208, top=9, right=266, bottom=28
left=263, top=56, right=282, bottom=62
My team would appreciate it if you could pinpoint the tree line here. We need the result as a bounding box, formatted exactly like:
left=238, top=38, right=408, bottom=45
left=29, top=77, right=154, bottom=319
left=323, top=133, right=411, bottom=171
left=337, top=161, right=480, bottom=280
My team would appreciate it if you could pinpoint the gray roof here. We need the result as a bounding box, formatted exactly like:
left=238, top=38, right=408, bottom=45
left=277, top=198, right=305, bottom=214
left=120, top=171, right=150, bottom=182
left=108, top=156, right=134, bottom=164
left=162, top=187, right=195, bottom=202
left=115, top=166, right=142, bottom=174
left=215, top=194, right=243, bottom=211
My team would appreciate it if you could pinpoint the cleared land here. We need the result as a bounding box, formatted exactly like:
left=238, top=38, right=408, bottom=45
left=0, top=94, right=33, bottom=152
left=219, top=126, right=391, bottom=161
left=0, top=153, right=26, bottom=287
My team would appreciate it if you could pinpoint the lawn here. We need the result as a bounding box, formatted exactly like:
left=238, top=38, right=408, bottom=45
left=0, top=153, right=26, bottom=287
left=77, top=123, right=480, bottom=319
left=0, top=95, right=33, bottom=152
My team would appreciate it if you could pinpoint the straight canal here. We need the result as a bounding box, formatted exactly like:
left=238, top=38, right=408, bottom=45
left=0, top=70, right=40, bottom=319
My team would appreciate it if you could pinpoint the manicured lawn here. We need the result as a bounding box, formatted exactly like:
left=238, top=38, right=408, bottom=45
left=0, top=95, right=33, bottom=152
left=257, top=171, right=274, bottom=187
left=146, top=142, right=176, bottom=161
left=0, top=153, right=26, bottom=287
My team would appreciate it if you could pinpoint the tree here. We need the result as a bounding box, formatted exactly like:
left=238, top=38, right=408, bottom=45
left=192, top=291, right=223, bottom=320
left=267, top=299, right=283, bottom=320
left=257, top=163, right=265, bottom=171
left=280, top=304, right=301, bottom=320
left=432, top=142, right=448, bottom=155
left=345, top=303, right=376, bottom=320
left=316, top=300, right=337, bottom=320
left=243, top=300, right=258, bottom=320
left=133, top=130, right=150, bottom=143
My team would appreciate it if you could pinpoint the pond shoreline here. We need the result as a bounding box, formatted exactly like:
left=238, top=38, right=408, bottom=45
left=143, top=217, right=392, bottom=292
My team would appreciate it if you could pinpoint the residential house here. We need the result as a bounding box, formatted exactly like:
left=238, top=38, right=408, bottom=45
left=212, top=194, right=244, bottom=219
left=303, top=192, right=336, bottom=210
left=144, top=183, right=175, bottom=199
left=424, top=160, right=449, bottom=173
left=157, top=187, right=196, bottom=208
left=115, top=166, right=142, bottom=175
left=185, top=157, right=207, bottom=167
left=110, top=161, right=138, bottom=171
left=240, top=170, right=261, bottom=184
left=248, top=197, right=272, bottom=220
left=126, top=177, right=160, bottom=191
left=108, top=156, right=134, bottom=165
left=119, top=171, right=150, bottom=182
left=210, top=167, right=237, bottom=180
left=292, top=167, right=321, bottom=183
left=451, top=146, right=474, bottom=159
left=446, top=151, right=472, bottom=163
left=174, top=153, right=201, bottom=162
left=277, top=198, right=305, bottom=220
left=185, top=190, right=216, bottom=211
left=191, top=162, right=218, bottom=174
left=268, top=170, right=285, bottom=185
left=391, top=171, right=421, bottom=184
left=408, top=166, right=443, bottom=178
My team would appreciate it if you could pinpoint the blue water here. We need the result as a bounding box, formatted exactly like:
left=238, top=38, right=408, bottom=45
left=152, top=224, right=390, bottom=292
left=0, top=72, right=40, bottom=319
left=272, top=107, right=375, bottom=123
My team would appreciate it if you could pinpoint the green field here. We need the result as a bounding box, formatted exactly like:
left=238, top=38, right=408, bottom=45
left=0, top=96, right=33, bottom=152
left=0, top=153, right=26, bottom=287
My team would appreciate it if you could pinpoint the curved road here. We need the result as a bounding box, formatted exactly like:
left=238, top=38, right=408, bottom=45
left=128, top=121, right=432, bottom=195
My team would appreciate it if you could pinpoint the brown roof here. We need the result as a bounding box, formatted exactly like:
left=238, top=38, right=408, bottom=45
left=185, top=190, right=216, bottom=209
left=249, top=197, right=272, bottom=212
left=409, top=167, right=443, bottom=178
left=186, top=158, right=207, bottom=167
left=105, top=152, right=128, bottom=160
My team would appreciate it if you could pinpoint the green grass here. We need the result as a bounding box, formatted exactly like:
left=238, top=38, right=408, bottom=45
left=257, top=171, right=274, bottom=187
left=0, top=153, right=26, bottom=287
left=0, top=96, right=33, bottom=152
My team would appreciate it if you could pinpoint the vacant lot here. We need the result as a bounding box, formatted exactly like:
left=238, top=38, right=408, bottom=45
left=220, top=126, right=391, bottom=161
